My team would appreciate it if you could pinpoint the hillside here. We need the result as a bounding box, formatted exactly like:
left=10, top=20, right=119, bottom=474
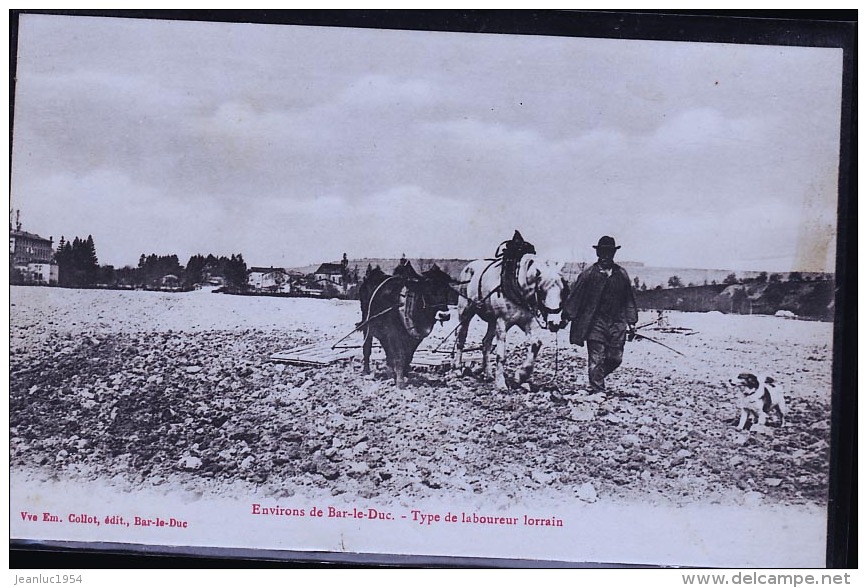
left=291, top=258, right=474, bottom=279
left=635, top=280, right=835, bottom=321
left=291, top=258, right=828, bottom=289
left=289, top=258, right=834, bottom=319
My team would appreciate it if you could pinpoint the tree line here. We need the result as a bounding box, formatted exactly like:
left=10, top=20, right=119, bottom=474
left=50, top=235, right=248, bottom=291
left=629, top=271, right=829, bottom=292
left=54, top=235, right=105, bottom=288
left=29, top=233, right=833, bottom=295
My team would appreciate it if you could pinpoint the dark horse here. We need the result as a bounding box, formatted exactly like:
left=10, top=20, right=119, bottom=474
left=358, top=263, right=455, bottom=388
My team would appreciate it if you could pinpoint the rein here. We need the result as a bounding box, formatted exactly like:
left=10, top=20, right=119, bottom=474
left=477, top=259, right=502, bottom=302
left=366, top=276, right=398, bottom=322
left=367, top=273, right=455, bottom=341
left=332, top=273, right=418, bottom=350
left=533, top=328, right=562, bottom=388
left=533, top=289, right=562, bottom=316
left=331, top=303, right=398, bottom=349
left=456, top=257, right=562, bottom=330
left=527, top=276, right=562, bottom=329
left=356, top=275, right=401, bottom=347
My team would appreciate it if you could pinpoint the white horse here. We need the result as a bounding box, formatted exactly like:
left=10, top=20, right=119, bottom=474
left=454, top=254, right=565, bottom=390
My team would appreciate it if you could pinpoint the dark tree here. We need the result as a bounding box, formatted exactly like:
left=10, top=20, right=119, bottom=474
left=731, top=288, right=749, bottom=314
left=54, top=237, right=73, bottom=286
left=321, top=280, right=339, bottom=298
left=55, top=234, right=100, bottom=287
left=184, top=254, right=208, bottom=287
left=114, top=266, right=138, bottom=287
left=136, top=253, right=183, bottom=288
left=97, top=265, right=115, bottom=285
left=222, top=254, right=248, bottom=292
left=667, top=275, right=684, bottom=288
left=82, top=236, right=100, bottom=285
left=723, top=273, right=739, bottom=285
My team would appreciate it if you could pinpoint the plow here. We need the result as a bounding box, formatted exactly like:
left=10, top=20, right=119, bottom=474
left=269, top=320, right=483, bottom=370
left=270, top=308, right=692, bottom=372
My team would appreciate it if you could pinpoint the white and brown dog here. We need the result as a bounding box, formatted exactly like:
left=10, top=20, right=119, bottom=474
left=728, top=372, right=788, bottom=430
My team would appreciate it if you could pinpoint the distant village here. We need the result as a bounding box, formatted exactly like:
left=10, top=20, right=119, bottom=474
left=10, top=212, right=835, bottom=318
left=9, top=212, right=417, bottom=299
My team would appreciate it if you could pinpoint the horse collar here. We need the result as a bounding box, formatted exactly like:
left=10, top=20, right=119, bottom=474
left=398, top=285, right=429, bottom=340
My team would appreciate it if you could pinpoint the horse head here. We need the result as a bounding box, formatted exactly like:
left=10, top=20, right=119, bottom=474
left=521, top=256, right=565, bottom=331
left=419, top=264, right=457, bottom=323
left=364, top=265, right=386, bottom=283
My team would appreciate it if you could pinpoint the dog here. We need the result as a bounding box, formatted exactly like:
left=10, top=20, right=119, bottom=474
left=728, top=372, right=788, bottom=430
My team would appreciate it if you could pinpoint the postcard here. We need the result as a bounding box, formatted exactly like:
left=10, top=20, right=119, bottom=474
left=8, top=11, right=854, bottom=567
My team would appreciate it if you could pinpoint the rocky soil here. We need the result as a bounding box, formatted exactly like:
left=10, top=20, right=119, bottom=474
left=9, top=286, right=834, bottom=508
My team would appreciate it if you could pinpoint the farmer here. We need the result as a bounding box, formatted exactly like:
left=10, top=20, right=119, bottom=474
left=561, top=236, right=638, bottom=394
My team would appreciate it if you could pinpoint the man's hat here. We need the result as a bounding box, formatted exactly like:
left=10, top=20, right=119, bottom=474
left=593, top=236, right=620, bottom=250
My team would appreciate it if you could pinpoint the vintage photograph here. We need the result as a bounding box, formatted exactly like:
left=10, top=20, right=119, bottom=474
left=9, top=12, right=852, bottom=567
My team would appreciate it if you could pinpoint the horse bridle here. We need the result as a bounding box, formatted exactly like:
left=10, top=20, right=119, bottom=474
left=533, top=288, right=562, bottom=317
left=531, top=286, right=562, bottom=329
left=457, top=258, right=563, bottom=327
left=409, top=276, right=452, bottom=314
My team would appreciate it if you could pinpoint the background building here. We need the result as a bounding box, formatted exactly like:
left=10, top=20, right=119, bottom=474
left=247, top=266, right=291, bottom=293
left=10, top=214, right=58, bottom=285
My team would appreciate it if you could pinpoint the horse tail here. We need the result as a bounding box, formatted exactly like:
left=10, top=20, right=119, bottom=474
left=456, top=262, right=477, bottom=320
left=454, top=262, right=479, bottom=360
left=459, top=264, right=474, bottom=297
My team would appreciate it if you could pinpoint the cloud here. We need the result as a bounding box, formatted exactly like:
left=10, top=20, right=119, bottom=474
left=11, top=16, right=843, bottom=272
left=337, top=74, right=437, bottom=109
left=14, top=168, right=232, bottom=267
left=633, top=197, right=836, bottom=272
left=648, top=107, right=766, bottom=151
left=250, top=185, right=481, bottom=265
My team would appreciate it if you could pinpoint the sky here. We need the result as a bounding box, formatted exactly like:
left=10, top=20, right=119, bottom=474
left=11, top=14, right=844, bottom=272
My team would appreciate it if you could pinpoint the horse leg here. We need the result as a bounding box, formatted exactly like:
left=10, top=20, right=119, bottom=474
left=481, top=320, right=497, bottom=380
left=516, top=323, right=542, bottom=385
left=362, top=329, right=372, bottom=375
left=382, top=346, right=395, bottom=382
left=402, top=341, right=420, bottom=385
left=393, top=349, right=408, bottom=389
left=454, top=263, right=477, bottom=371
left=453, top=308, right=473, bottom=370
left=493, top=319, right=508, bottom=391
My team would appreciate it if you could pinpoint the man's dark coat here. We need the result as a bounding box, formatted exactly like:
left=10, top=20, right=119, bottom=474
left=563, top=263, right=638, bottom=346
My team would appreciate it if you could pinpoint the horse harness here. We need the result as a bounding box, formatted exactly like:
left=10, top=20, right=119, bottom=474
left=398, top=283, right=435, bottom=339
left=472, top=256, right=560, bottom=322
left=364, top=275, right=439, bottom=341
